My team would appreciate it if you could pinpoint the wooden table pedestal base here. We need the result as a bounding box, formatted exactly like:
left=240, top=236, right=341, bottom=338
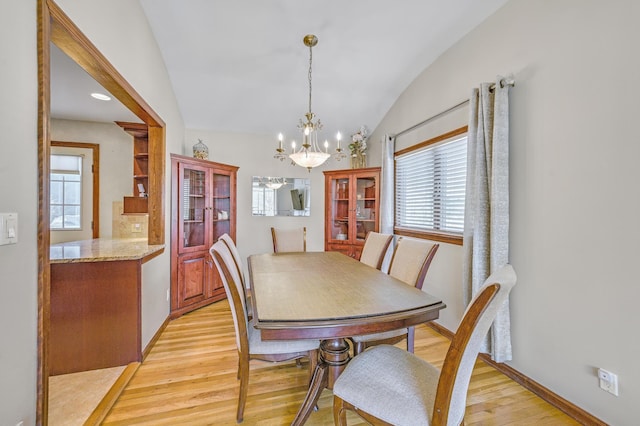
left=291, top=338, right=351, bottom=425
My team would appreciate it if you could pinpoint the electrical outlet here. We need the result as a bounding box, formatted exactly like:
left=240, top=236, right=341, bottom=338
left=598, top=368, right=619, bottom=396
left=131, top=223, right=142, bottom=233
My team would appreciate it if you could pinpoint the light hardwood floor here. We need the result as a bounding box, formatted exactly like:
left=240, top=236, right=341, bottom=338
left=103, top=300, right=580, bottom=425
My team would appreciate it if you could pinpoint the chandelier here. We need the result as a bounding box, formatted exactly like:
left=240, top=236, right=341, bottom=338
left=263, top=177, right=286, bottom=190
left=274, top=35, right=347, bottom=171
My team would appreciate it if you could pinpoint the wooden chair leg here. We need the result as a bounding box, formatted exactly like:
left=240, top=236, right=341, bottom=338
left=407, top=326, right=415, bottom=353
left=307, top=349, right=320, bottom=412
left=237, top=355, right=249, bottom=423
left=353, top=340, right=366, bottom=356
left=307, top=350, right=318, bottom=384
left=333, top=395, right=348, bottom=426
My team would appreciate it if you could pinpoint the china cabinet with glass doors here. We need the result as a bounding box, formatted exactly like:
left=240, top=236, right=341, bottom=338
left=170, top=154, right=238, bottom=318
left=324, top=167, right=381, bottom=259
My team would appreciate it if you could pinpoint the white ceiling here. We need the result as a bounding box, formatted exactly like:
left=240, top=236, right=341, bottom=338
left=51, top=0, right=508, bottom=141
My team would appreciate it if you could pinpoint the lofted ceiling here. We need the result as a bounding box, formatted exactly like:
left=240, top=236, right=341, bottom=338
left=51, top=0, right=509, bottom=142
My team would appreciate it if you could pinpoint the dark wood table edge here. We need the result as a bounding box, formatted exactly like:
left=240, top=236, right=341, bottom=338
left=254, top=304, right=446, bottom=340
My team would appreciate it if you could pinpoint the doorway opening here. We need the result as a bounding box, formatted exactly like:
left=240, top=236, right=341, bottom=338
left=37, top=0, right=166, bottom=423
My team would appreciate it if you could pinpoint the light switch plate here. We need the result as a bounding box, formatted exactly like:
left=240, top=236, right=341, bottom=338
left=0, top=213, right=18, bottom=245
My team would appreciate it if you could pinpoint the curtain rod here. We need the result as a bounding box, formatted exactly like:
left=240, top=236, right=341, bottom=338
left=391, top=77, right=515, bottom=139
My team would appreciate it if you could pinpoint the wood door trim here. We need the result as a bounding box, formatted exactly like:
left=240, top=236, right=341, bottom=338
left=51, top=141, right=100, bottom=238
left=36, top=2, right=51, bottom=422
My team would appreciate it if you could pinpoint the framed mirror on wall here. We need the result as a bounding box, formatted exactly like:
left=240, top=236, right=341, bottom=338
left=252, top=176, right=310, bottom=217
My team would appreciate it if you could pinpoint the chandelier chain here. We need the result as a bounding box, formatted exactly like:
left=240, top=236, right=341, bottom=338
left=308, top=43, right=313, bottom=115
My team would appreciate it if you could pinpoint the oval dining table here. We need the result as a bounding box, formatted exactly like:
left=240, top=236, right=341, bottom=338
left=248, top=251, right=446, bottom=425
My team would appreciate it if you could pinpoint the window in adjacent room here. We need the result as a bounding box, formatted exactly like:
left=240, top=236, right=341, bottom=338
left=50, top=154, right=83, bottom=230
left=395, top=126, right=467, bottom=245
left=252, top=183, right=278, bottom=216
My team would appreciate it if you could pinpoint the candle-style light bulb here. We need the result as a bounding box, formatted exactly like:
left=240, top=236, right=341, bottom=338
left=303, top=127, right=310, bottom=146
left=336, top=131, right=342, bottom=149
left=278, top=133, right=283, bottom=149
left=324, top=140, right=329, bottom=153
left=291, top=141, right=296, bottom=152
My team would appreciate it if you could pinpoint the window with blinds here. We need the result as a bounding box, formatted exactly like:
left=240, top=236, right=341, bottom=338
left=395, top=129, right=467, bottom=242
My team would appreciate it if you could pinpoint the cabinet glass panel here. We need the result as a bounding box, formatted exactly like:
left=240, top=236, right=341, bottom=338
left=211, top=173, right=231, bottom=240
left=331, top=177, right=350, bottom=241
left=182, top=167, right=206, bottom=247
left=356, top=177, right=377, bottom=242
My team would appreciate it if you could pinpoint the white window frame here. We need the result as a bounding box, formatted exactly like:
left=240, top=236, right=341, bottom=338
left=50, top=154, right=83, bottom=230
left=394, top=126, right=467, bottom=245
left=251, top=183, right=278, bottom=216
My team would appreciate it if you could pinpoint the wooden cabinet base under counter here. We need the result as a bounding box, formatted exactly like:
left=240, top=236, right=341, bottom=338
left=49, top=260, right=142, bottom=375
left=49, top=238, right=164, bottom=376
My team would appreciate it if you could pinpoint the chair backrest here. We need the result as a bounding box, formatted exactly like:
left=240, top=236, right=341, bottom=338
left=432, top=264, right=517, bottom=426
left=271, top=227, right=306, bottom=253
left=210, top=240, right=249, bottom=354
left=359, top=232, right=393, bottom=270
left=388, top=237, right=439, bottom=289
left=219, top=233, right=247, bottom=288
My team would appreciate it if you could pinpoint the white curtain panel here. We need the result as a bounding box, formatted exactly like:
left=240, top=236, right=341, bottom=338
left=380, top=135, right=395, bottom=235
left=463, top=77, right=513, bottom=362
left=380, top=135, right=395, bottom=271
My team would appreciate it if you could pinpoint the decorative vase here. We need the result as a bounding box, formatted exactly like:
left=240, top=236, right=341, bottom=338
left=193, top=139, right=209, bottom=159
left=351, top=151, right=366, bottom=169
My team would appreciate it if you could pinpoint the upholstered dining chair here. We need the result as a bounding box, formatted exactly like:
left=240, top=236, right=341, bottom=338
left=359, top=232, right=393, bottom=270
left=209, top=240, right=319, bottom=423
left=271, top=226, right=307, bottom=252
left=350, top=237, right=439, bottom=354
left=333, top=264, right=517, bottom=426
left=219, top=233, right=254, bottom=319
left=219, top=233, right=246, bottom=287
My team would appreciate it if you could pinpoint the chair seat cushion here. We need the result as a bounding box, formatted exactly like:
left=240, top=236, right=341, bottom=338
left=248, top=323, right=319, bottom=355
left=350, top=327, right=407, bottom=343
left=333, top=344, right=440, bottom=426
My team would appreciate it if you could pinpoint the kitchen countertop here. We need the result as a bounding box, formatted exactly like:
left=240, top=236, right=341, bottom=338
left=50, top=238, right=165, bottom=263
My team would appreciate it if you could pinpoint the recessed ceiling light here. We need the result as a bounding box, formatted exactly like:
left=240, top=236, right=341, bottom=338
left=90, top=92, right=111, bottom=101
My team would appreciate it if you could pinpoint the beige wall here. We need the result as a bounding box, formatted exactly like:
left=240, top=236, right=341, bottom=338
left=0, top=2, right=38, bottom=424
left=368, top=0, right=640, bottom=424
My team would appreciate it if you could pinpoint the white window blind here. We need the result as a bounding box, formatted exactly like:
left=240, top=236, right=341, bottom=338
left=395, top=135, right=467, bottom=235
left=51, top=154, right=81, bottom=174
